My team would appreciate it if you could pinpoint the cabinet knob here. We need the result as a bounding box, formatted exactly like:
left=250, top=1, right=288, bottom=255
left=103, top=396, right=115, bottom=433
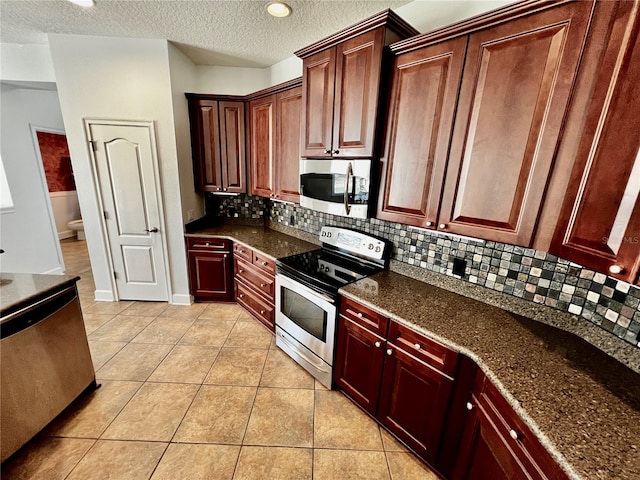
left=223, top=188, right=228, bottom=192
left=217, top=187, right=221, bottom=191
left=439, top=223, right=447, bottom=229
left=260, top=309, right=266, bottom=314
left=357, top=312, right=364, bottom=318
left=324, top=149, right=331, bottom=154
left=239, top=294, right=245, bottom=298
left=414, top=343, right=421, bottom=350
left=509, top=429, right=519, bottom=440
left=262, top=261, right=268, bottom=266
left=260, top=283, right=266, bottom=287
left=205, top=242, right=210, bottom=246
left=609, top=264, right=625, bottom=274
left=239, top=269, right=244, bottom=273
left=426, top=221, right=433, bottom=227
left=386, top=348, right=393, bottom=356
left=223, top=254, right=227, bottom=259
left=333, top=150, right=340, bottom=155
left=466, top=402, right=474, bottom=411
left=374, top=341, right=381, bottom=348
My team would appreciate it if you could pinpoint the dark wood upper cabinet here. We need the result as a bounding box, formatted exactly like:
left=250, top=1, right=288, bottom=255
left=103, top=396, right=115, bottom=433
left=276, top=86, right=303, bottom=203
left=377, top=36, right=467, bottom=228
left=437, top=1, right=594, bottom=246
left=249, top=95, right=276, bottom=197
left=550, top=0, right=640, bottom=284
left=187, top=95, right=246, bottom=193
left=296, top=10, right=418, bottom=159
left=248, top=81, right=302, bottom=202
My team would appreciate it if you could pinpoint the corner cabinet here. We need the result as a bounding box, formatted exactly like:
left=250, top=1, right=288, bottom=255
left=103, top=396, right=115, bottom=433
left=296, top=10, right=418, bottom=159
left=550, top=0, right=640, bottom=284
left=186, top=95, right=246, bottom=193
left=248, top=81, right=303, bottom=202
left=186, top=237, right=234, bottom=302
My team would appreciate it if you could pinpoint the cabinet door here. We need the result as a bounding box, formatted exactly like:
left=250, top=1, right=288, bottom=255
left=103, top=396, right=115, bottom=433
left=301, top=48, right=336, bottom=158
left=188, top=250, right=233, bottom=301
left=219, top=101, right=246, bottom=193
left=551, top=1, right=640, bottom=284
left=275, top=87, right=302, bottom=203
left=189, top=99, right=222, bottom=192
left=334, top=315, right=386, bottom=415
left=249, top=95, right=275, bottom=197
left=439, top=1, right=594, bottom=246
left=452, top=398, right=530, bottom=480
left=378, top=344, right=453, bottom=463
left=332, top=28, right=384, bottom=158
left=377, top=36, right=467, bottom=228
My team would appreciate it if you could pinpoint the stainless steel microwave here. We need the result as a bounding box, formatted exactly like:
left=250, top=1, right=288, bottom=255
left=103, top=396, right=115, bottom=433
left=299, top=159, right=371, bottom=218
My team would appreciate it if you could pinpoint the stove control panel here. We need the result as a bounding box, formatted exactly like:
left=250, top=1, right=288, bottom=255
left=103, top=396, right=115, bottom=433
left=320, top=226, right=386, bottom=260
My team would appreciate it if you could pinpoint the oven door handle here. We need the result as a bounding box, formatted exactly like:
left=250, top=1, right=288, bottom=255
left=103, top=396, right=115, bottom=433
left=343, top=162, right=352, bottom=216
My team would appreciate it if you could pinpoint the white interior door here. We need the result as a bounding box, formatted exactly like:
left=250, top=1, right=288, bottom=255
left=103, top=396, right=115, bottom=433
left=87, top=121, right=168, bottom=301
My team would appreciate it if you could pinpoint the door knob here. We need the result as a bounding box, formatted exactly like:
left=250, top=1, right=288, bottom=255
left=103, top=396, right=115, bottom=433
left=144, top=227, right=159, bottom=233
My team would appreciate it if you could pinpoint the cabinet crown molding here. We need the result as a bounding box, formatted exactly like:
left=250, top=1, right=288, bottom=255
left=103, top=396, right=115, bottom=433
left=294, top=8, right=419, bottom=59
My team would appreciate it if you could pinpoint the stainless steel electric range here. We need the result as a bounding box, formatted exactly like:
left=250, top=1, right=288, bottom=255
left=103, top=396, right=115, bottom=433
left=275, top=226, right=390, bottom=388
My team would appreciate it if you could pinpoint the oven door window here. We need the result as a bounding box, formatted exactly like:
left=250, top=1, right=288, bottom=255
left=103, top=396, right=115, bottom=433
left=281, top=286, right=327, bottom=341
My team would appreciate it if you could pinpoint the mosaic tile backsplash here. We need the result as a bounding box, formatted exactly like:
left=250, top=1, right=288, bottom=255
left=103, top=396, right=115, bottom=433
left=214, top=194, right=640, bottom=349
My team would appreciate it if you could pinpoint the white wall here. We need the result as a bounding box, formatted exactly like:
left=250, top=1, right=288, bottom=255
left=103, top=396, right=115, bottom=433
left=168, top=44, right=204, bottom=223
left=0, top=85, right=65, bottom=274
left=48, top=34, right=191, bottom=304
left=195, top=65, right=269, bottom=95
left=50, top=191, right=81, bottom=239
left=0, top=44, right=56, bottom=83
left=269, top=56, right=303, bottom=86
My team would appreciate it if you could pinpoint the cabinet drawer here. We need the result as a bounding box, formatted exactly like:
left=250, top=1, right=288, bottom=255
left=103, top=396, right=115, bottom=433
left=474, top=374, right=569, bottom=480
left=234, top=257, right=275, bottom=302
left=252, top=251, right=276, bottom=275
left=340, top=297, right=389, bottom=337
left=187, top=237, right=231, bottom=252
left=235, top=279, right=275, bottom=331
left=233, top=243, right=253, bottom=262
left=389, top=321, right=457, bottom=377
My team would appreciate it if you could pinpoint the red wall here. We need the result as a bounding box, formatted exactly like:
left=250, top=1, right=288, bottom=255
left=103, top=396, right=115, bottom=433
left=37, top=131, right=76, bottom=192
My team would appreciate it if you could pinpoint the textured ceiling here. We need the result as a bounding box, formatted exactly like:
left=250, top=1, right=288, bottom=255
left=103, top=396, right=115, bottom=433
left=0, top=0, right=412, bottom=67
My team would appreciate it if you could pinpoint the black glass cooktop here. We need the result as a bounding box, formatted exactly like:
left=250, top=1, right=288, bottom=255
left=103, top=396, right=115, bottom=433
left=276, top=249, right=382, bottom=296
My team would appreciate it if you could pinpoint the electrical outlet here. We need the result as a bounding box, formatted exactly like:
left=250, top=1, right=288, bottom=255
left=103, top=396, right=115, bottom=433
left=290, top=215, right=295, bottom=226
left=453, top=258, right=467, bottom=277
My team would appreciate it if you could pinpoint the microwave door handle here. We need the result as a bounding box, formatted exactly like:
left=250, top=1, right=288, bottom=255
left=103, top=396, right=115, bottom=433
left=344, top=162, right=353, bottom=215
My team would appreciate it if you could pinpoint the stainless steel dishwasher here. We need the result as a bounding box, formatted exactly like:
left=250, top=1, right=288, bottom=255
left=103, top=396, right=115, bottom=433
left=0, top=285, right=96, bottom=461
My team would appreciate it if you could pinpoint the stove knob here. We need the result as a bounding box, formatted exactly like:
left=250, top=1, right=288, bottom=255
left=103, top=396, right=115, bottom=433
left=375, top=246, right=381, bottom=253
left=368, top=243, right=374, bottom=250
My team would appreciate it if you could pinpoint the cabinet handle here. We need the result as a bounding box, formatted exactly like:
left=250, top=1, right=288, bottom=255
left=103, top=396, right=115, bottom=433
left=386, top=348, right=393, bottom=356
left=466, top=402, right=474, bottom=411
left=509, top=429, right=519, bottom=440
left=426, top=221, right=433, bottom=227
left=439, top=223, right=447, bottom=229
left=239, top=294, right=245, bottom=298
left=333, top=150, right=339, bottom=154
left=414, top=343, right=421, bottom=350
left=374, top=341, right=381, bottom=348
left=609, top=265, right=625, bottom=274
left=324, top=149, right=331, bottom=154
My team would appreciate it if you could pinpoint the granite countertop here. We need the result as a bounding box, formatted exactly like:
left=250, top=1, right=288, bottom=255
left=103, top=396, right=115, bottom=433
left=341, top=271, right=640, bottom=480
left=186, top=224, right=318, bottom=260
left=0, top=273, right=80, bottom=319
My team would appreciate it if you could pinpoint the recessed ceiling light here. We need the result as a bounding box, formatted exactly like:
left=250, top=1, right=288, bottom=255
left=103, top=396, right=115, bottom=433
left=67, top=0, right=95, bottom=7
left=267, top=2, right=292, bottom=18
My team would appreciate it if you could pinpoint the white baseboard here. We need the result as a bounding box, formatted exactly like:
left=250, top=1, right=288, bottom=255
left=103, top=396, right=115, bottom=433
left=171, top=293, right=192, bottom=305
left=94, top=290, right=115, bottom=301
left=59, top=230, right=75, bottom=240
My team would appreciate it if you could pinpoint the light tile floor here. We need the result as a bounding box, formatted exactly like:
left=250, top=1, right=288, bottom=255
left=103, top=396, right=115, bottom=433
left=2, top=239, right=439, bottom=479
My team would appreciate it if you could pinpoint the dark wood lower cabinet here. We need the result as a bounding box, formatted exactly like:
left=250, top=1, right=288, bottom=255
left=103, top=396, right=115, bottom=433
left=378, top=343, right=454, bottom=463
left=334, top=315, right=386, bottom=415
left=187, top=249, right=233, bottom=302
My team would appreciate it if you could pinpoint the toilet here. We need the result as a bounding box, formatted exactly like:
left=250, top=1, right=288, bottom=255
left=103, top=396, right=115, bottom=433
left=67, top=219, right=85, bottom=240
